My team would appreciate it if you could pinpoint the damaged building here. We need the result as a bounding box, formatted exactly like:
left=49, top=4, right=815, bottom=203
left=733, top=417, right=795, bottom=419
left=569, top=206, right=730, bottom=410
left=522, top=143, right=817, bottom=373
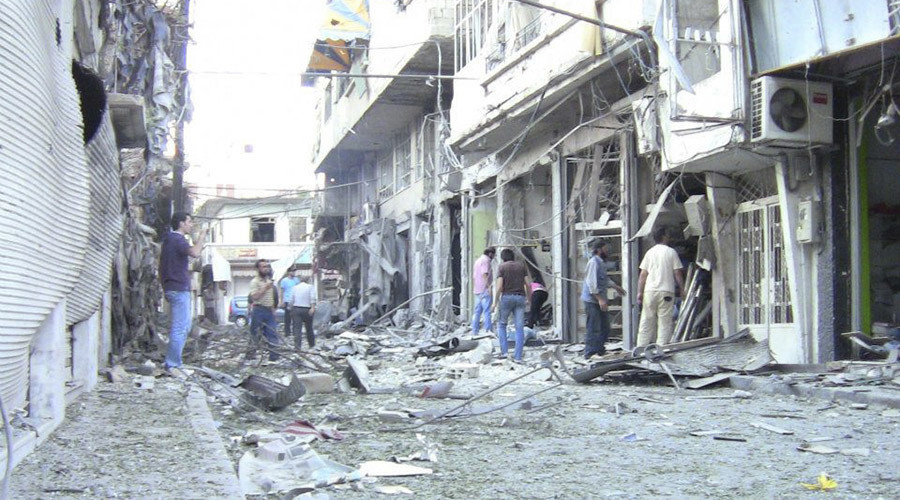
left=310, top=0, right=900, bottom=364
left=310, top=0, right=460, bottom=324
left=0, top=0, right=191, bottom=473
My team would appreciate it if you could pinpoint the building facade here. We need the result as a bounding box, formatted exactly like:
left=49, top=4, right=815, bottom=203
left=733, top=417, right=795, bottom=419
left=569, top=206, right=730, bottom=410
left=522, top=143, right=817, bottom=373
left=310, top=0, right=900, bottom=364
left=199, top=197, right=315, bottom=323
left=0, top=0, right=187, bottom=474
left=310, top=0, right=460, bottom=323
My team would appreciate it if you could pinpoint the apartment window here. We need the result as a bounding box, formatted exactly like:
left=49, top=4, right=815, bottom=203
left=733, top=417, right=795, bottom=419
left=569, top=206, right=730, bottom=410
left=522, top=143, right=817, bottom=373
left=377, top=154, right=394, bottom=201
left=394, top=135, right=412, bottom=190
left=250, top=217, right=275, bottom=242
left=673, top=0, right=722, bottom=89
left=289, top=217, right=308, bottom=242
left=511, top=4, right=543, bottom=52
left=455, top=0, right=496, bottom=71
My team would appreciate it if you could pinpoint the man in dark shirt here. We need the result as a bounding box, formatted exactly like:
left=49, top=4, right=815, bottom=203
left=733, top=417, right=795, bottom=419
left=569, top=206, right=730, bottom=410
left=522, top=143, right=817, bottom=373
left=492, top=248, right=531, bottom=362
left=159, top=212, right=206, bottom=372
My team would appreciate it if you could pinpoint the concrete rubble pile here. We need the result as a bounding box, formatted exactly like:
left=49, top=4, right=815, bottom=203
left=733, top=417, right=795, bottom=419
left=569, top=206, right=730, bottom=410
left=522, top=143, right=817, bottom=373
left=101, top=309, right=900, bottom=497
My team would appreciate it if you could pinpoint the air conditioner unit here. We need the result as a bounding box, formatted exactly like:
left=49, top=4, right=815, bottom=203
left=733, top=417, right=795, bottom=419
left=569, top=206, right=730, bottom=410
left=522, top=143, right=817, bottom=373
left=750, top=76, right=833, bottom=147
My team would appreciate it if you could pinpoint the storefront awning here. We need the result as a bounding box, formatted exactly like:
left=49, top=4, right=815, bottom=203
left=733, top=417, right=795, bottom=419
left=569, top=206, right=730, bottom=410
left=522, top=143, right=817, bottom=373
left=306, top=0, right=370, bottom=73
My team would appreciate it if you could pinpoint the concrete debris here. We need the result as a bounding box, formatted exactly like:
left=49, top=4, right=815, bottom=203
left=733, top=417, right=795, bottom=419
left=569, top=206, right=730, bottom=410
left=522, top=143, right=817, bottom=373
left=238, top=437, right=360, bottom=495
left=344, top=356, right=372, bottom=393
left=105, top=365, right=128, bottom=383
left=378, top=410, right=411, bottom=423
left=418, top=381, right=453, bottom=399
left=374, top=485, right=414, bottom=495
left=297, top=373, right=336, bottom=394
left=797, top=443, right=839, bottom=454
left=358, top=461, right=433, bottom=477
left=750, top=422, right=793, bottom=435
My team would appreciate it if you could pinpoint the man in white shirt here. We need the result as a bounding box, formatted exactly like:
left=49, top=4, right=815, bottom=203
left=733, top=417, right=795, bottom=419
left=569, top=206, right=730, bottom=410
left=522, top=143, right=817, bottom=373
left=637, top=227, right=685, bottom=346
left=290, top=277, right=317, bottom=349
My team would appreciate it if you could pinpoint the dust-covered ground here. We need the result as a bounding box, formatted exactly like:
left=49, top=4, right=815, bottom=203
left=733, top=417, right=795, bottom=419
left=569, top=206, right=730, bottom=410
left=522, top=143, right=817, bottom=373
left=199, top=328, right=900, bottom=500
left=8, top=325, right=900, bottom=500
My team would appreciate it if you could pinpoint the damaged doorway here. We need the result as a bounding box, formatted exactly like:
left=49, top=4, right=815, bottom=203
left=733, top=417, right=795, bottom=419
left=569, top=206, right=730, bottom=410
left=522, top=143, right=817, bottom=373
left=567, top=141, right=625, bottom=343
left=450, top=202, right=462, bottom=317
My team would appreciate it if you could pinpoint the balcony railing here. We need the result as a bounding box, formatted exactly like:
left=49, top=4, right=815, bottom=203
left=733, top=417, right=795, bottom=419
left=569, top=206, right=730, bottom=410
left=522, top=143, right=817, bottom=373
left=484, top=10, right=545, bottom=73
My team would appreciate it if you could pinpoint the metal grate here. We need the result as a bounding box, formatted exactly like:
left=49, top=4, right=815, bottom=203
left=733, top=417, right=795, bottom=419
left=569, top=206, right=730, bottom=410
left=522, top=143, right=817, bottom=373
left=767, top=205, right=793, bottom=323
left=890, top=0, right=900, bottom=34
left=737, top=202, right=792, bottom=326
left=735, top=168, right=778, bottom=204
left=738, top=209, right=764, bottom=325
left=750, top=78, right=763, bottom=140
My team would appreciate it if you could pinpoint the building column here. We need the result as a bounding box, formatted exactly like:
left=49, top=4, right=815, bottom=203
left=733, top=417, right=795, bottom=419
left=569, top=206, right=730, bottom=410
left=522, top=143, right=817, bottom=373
left=496, top=179, right=525, bottom=247
left=620, top=132, right=639, bottom=350
left=72, top=310, right=100, bottom=391
left=706, top=172, right=738, bottom=337
left=551, top=152, right=570, bottom=340
left=30, top=300, right=67, bottom=428
left=99, top=289, right=112, bottom=368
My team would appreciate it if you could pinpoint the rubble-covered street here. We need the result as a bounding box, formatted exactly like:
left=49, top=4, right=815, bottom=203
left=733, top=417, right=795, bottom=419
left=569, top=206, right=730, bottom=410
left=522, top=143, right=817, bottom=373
left=10, top=320, right=900, bottom=499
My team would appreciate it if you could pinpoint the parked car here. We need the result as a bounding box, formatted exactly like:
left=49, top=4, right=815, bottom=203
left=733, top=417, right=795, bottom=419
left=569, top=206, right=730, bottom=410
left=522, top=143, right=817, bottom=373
left=228, top=295, right=284, bottom=327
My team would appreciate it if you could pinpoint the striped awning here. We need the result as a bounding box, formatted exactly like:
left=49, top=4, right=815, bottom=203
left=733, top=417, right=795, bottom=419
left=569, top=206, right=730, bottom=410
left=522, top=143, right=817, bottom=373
left=306, top=0, right=370, bottom=73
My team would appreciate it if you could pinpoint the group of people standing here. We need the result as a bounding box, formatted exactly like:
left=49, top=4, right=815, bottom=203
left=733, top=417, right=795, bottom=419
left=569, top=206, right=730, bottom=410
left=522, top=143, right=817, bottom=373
left=471, top=226, right=685, bottom=362
left=159, top=211, right=319, bottom=371
left=471, top=247, right=550, bottom=363
left=246, top=261, right=318, bottom=360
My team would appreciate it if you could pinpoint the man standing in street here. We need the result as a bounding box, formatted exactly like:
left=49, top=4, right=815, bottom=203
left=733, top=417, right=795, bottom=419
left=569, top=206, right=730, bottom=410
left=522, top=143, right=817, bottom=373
left=248, top=259, right=282, bottom=361
left=159, top=212, right=206, bottom=374
left=492, top=248, right=531, bottom=362
left=581, top=240, right=627, bottom=358
left=279, top=267, right=299, bottom=340
left=471, top=247, right=496, bottom=335
left=637, top=227, right=685, bottom=347
left=290, top=276, right=317, bottom=349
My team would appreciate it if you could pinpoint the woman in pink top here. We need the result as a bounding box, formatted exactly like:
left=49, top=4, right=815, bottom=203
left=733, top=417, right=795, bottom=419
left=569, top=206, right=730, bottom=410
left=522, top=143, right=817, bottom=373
left=527, top=280, right=548, bottom=329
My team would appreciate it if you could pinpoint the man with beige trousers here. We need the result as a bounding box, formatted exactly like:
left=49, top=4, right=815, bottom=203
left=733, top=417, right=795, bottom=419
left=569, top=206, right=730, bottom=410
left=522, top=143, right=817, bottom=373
left=637, top=227, right=685, bottom=346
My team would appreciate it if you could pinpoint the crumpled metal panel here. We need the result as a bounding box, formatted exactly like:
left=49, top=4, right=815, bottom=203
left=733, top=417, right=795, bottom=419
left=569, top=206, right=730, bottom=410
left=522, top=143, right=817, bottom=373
left=0, top=0, right=91, bottom=408
left=66, top=117, right=124, bottom=325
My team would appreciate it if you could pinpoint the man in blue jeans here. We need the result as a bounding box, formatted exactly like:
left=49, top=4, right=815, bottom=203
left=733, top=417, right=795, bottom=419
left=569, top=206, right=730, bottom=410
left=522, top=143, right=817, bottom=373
left=492, top=248, right=531, bottom=362
left=159, top=211, right=206, bottom=373
left=582, top=240, right=627, bottom=358
left=249, top=259, right=282, bottom=361
left=471, top=247, right=496, bottom=335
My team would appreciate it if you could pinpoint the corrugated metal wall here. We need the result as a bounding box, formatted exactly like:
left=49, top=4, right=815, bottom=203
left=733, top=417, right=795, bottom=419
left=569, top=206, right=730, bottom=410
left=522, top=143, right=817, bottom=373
left=0, top=0, right=92, bottom=409
left=66, top=117, right=124, bottom=325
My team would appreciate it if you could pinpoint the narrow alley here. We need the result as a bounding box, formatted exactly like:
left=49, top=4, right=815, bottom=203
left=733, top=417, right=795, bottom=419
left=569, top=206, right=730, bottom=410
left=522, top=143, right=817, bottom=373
left=1, top=0, right=900, bottom=499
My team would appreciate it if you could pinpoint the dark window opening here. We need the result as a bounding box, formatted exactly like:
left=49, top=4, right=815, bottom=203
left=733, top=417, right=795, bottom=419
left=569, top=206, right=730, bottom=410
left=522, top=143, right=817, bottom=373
left=71, top=61, right=107, bottom=144
left=251, top=217, right=276, bottom=242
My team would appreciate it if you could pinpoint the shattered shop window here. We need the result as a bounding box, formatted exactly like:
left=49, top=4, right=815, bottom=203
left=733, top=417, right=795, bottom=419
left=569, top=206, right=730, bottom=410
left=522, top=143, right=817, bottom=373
left=674, top=0, right=723, bottom=88
left=250, top=217, right=276, bottom=243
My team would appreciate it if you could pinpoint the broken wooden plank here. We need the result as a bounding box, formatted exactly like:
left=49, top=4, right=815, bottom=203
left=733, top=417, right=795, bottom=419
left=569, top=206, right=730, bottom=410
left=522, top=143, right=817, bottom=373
left=713, top=435, right=747, bottom=442
left=750, top=422, right=794, bottom=435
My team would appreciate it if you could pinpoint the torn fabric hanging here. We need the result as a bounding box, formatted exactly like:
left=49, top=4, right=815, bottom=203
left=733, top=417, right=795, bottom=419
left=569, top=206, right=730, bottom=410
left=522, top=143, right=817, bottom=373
left=306, top=0, right=371, bottom=74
